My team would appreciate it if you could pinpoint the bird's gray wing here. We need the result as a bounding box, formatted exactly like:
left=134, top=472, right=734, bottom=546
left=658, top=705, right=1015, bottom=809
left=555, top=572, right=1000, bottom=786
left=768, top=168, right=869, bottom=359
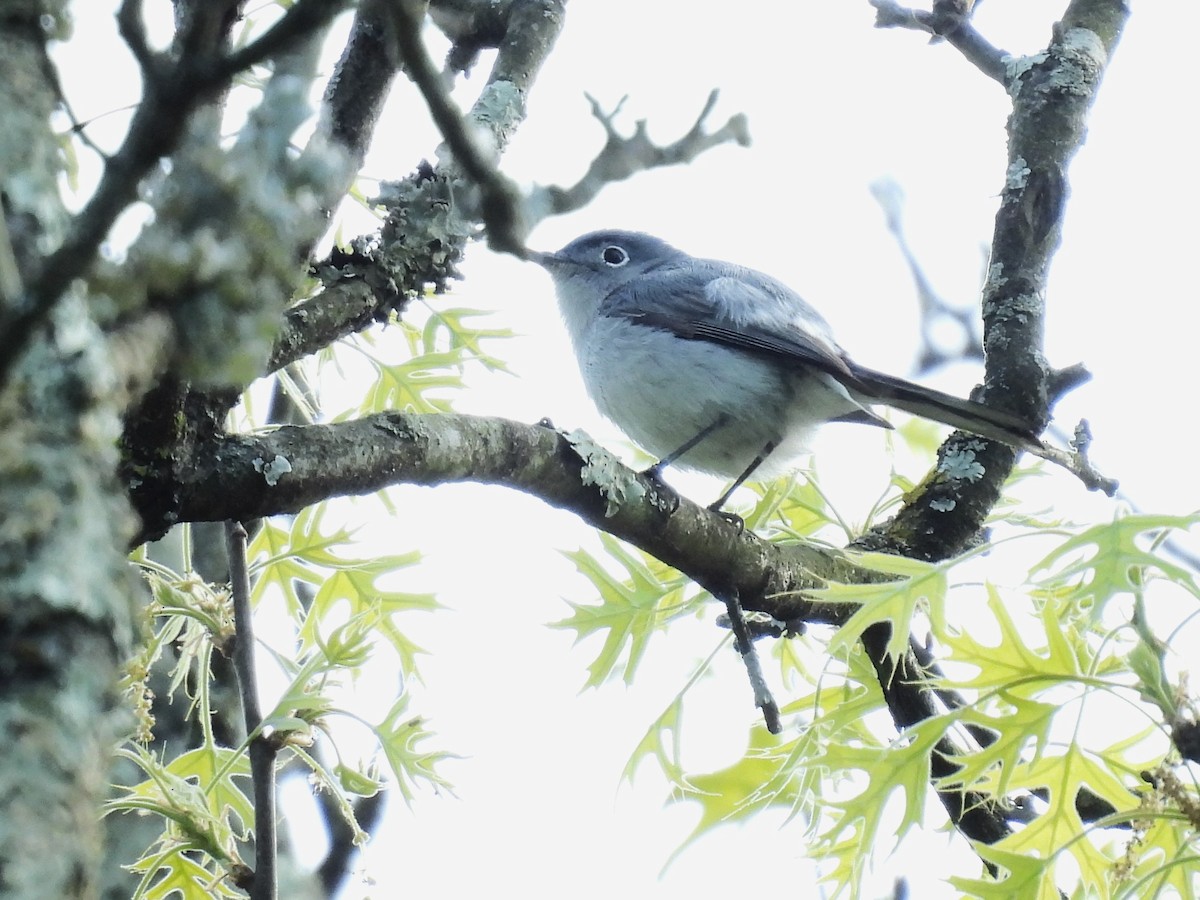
left=599, top=260, right=858, bottom=381
left=599, top=260, right=1044, bottom=449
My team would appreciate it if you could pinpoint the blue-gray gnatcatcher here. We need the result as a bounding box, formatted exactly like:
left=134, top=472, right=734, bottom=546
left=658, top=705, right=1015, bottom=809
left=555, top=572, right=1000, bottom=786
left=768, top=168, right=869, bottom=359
left=532, top=230, right=1043, bottom=510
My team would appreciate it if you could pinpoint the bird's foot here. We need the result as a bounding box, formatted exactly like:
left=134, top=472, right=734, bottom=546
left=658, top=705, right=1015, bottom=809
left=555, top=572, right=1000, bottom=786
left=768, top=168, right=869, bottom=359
left=640, top=463, right=680, bottom=515
left=708, top=504, right=745, bottom=533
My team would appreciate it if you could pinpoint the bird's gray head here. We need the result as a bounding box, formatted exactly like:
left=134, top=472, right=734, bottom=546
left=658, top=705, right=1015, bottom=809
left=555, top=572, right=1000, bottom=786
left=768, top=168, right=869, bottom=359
left=531, top=230, right=686, bottom=295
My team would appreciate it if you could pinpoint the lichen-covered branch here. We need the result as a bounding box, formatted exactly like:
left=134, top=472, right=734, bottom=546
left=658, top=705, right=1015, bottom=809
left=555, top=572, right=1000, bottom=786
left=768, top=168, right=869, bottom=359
left=862, top=0, right=1127, bottom=557
left=852, top=0, right=1129, bottom=862
left=391, top=0, right=533, bottom=255
left=0, top=5, right=142, bottom=897
left=870, top=0, right=1008, bottom=84
left=147, top=411, right=879, bottom=627
left=0, top=0, right=350, bottom=391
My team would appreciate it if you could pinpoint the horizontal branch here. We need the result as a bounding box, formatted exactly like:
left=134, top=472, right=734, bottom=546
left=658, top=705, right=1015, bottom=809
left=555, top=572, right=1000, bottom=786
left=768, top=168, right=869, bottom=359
left=163, top=411, right=880, bottom=625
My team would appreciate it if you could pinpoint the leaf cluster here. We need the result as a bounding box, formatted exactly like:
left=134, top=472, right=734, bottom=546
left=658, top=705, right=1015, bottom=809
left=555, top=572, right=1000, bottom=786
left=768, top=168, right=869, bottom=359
left=563, top=482, right=1200, bottom=898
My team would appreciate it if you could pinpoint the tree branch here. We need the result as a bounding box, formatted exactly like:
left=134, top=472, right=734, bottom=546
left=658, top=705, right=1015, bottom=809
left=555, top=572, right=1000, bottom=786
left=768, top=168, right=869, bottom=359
left=870, top=0, right=1009, bottom=84
left=853, top=0, right=1130, bottom=861
left=862, top=0, right=1126, bottom=558
left=259, top=2, right=751, bottom=384
left=226, top=521, right=279, bottom=900
left=391, top=0, right=530, bottom=255
left=313, top=0, right=402, bottom=180
left=0, top=0, right=349, bottom=391
left=428, top=0, right=515, bottom=75
left=138, top=411, right=883, bottom=626
left=862, top=625, right=1013, bottom=859
left=529, top=90, right=752, bottom=221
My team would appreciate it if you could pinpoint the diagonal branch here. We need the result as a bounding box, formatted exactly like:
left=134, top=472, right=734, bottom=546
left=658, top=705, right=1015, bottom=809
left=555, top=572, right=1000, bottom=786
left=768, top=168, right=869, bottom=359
left=0, top=0, right=350, bottom=391
left=313, top=0, right=402, bottom=181
left=856, top=0, right=1130, bottom=860
left=389, top=0, right=553, bottom=256
left=530, top=90, right=751, bottom=221
left=870, top=0, right=1009, bottom=84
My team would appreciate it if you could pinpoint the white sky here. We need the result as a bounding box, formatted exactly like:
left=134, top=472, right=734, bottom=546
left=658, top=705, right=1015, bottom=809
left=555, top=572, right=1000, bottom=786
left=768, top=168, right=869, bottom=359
left=55, top=2, right=1200, bottom=898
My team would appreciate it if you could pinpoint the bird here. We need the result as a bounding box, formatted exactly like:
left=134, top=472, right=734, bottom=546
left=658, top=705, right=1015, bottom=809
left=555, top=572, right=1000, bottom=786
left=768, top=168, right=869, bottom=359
left=532, top=229, right=1043, bottom=511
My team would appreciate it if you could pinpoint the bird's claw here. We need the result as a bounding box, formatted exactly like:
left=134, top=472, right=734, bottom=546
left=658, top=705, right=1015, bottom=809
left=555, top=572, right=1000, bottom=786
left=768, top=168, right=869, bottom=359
left=640, top=464, right=680, bottom=515
left=711, top=508, right=745, bottom=533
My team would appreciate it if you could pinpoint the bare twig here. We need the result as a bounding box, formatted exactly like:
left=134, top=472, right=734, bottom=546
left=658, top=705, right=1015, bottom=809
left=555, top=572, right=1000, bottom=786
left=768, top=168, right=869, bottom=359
left=870, top=178, right=984, bottom=371
left=1014, top=362, right=1118, bottom=494
left=869, top=0, right=1008, bottom=84
left=721, top=588, right=782, bottom=734
left=530, top=89, right=751, bottom=221
left=1035, top=419, right=1118, bottom=494
left=225, top=521, right=278, bottom=900
left=57, top=102, right=134, bottom=161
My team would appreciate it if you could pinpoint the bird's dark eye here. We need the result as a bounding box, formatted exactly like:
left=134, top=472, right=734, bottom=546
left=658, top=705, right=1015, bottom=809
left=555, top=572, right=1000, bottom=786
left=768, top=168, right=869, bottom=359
left=602, top=245, right=629, bottom=267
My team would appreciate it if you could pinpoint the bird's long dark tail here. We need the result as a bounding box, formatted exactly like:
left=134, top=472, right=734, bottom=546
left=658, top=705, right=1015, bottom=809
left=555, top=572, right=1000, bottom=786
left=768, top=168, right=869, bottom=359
left=846, top=363, right=1045, bottom=453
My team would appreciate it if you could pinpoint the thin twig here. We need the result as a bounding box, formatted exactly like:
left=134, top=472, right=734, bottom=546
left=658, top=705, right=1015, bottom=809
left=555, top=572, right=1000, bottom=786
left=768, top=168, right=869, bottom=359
left=531, top=90, right=751, bottom=221
left=1026, top=418, right=1119, bottom=495
left=721, top=588, right=782, bottom=734
left=869, top=178, right=983, bottom=371
left=225, top=521, right=278, bottom=900
left=869, top=0, right=1009, bottom=84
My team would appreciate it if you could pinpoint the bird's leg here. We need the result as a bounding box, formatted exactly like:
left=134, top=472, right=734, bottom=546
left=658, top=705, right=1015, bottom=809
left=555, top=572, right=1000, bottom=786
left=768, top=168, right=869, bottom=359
left=644, top=412, right=732, bottom=480
left=708, top=439, right=776, bottom=524
left=640, top=414, right=732, bottom=517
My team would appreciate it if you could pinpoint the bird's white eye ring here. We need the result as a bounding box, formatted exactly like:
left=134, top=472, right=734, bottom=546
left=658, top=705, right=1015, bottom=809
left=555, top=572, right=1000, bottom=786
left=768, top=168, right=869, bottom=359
left=601, top=245, right=629, bottom=267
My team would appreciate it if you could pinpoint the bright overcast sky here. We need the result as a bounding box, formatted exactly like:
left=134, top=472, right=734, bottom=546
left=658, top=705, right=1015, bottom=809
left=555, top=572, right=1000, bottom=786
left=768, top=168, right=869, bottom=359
left=56, top=2, right=1199, bottom=898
